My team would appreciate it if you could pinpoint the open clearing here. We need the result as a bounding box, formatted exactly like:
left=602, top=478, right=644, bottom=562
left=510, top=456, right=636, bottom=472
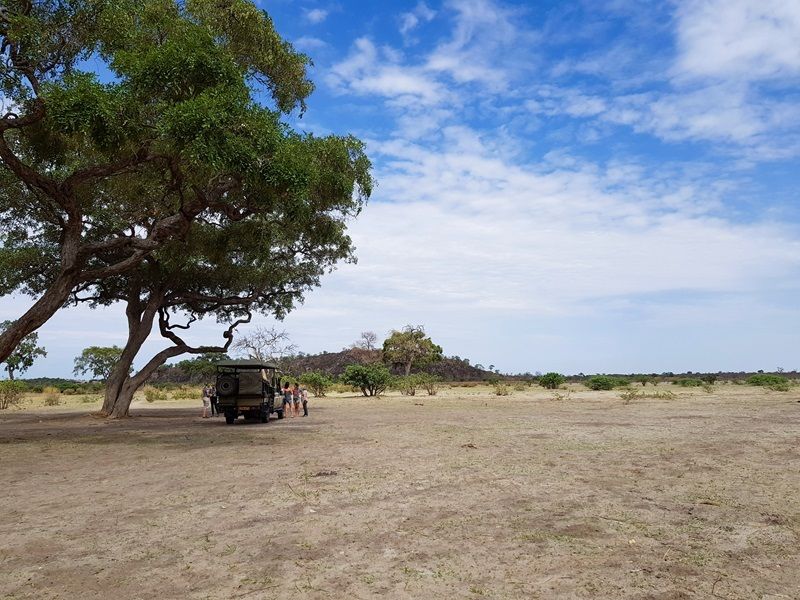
left=1, top=385, right=799, bottom=599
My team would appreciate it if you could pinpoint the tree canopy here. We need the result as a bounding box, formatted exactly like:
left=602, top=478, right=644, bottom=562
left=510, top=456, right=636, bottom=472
left=0, top=0, right=365, bottom=361
left=382, top=326, right=443, bottom=376
left=73, top=345, right=124, bottom=381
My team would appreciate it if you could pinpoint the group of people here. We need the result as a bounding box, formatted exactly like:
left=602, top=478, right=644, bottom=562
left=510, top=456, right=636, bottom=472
left=199, top=382, right=309, bottom=418
left=283, top=382, right=309, bottom=417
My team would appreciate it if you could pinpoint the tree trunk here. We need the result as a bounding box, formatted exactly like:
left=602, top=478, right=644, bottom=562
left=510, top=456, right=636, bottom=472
left=99, top=287, right=163, bottom=417
left=404, top=362, right=412, bottom=377
left=0, top=270, right=78, bottom=362
left=6, top=366, right=14, bottom=380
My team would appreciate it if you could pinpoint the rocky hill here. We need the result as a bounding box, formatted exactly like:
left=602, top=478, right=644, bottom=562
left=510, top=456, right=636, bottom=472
left=284, top=348, right=491, bottom=381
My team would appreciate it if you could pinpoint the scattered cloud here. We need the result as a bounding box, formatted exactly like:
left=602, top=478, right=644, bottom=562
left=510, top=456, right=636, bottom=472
left=304, top=8, right=329, bottom=24
left=399, top=2, right=436, bottom=37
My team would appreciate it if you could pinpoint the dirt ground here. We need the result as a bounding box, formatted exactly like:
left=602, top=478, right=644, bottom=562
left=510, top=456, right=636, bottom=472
left=1, top=384, right=799, bottom=599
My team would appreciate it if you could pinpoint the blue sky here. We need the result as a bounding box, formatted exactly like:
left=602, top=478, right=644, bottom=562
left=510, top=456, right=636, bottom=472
left=3, top=0, right=800, bottom=377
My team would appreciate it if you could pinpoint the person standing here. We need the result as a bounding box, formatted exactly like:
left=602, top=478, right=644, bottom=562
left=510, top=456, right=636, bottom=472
left=201, top=384, right=211, bottom=419
left=282, top=382, right=294, bottom=418
left=209, top=384, right=219, bottom=417
left=291, top=383, right=301, bottom=417
left=301, top=385, right=309, bottom=417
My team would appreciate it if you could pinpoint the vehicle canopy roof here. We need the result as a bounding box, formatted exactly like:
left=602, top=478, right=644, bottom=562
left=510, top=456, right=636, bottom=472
left=215, top=360, right=279, bottom=370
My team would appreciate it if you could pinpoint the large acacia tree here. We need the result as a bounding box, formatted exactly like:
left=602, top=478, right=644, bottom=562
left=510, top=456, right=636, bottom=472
left=83, top=146, right=370, bottom=418
left=0, top=0, right=320, bottom=361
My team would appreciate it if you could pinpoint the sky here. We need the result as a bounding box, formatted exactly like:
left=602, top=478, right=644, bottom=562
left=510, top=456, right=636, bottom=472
left=3, top=0, right=800, bottom=377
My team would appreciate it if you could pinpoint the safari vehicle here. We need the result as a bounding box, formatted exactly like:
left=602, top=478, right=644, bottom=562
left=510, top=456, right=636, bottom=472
left=215, top=360, right=284, bottom=425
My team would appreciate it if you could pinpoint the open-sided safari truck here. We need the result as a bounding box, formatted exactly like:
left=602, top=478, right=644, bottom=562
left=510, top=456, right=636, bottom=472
left=215, top=360, right=284, bottom=424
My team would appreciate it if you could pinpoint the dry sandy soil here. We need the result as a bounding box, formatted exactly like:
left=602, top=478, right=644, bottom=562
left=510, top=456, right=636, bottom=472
left=1, top=385, right=799, bottom=599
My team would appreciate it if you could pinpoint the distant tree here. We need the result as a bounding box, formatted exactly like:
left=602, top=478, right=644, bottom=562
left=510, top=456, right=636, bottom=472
left=539, top=372, right=566, bottom=389
left=233, top=327, right=297, bottom=367
left=489, top=364, right=495, bottom=372
left=342, top=364, right=392, bottom=397
left=0, top=321, right=46, bottom=380
left=474, top=364, right=484, bottom=370
left=299, top=372, right=333, bottom=397
left=353, top=331, right=378, bottom=351
left=74, top=346, right=125, bottom=381
left=382, top=325, right=443, bottom=376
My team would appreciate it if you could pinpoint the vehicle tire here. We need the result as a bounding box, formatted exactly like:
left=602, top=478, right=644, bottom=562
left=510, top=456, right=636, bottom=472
left=217, top=375, right=238, bottom=397
left=277, top=409, right=284, bottom=419
left=224, top=410, right=236, bottom=425
left=260, top=409, right=268, bottom=423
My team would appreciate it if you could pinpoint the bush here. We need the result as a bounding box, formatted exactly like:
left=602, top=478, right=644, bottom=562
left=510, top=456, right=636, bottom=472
left=394, top=374, right=423, bottom=396
left=587, top=376, right=617, bottom=391
left=299, top=372, right=333, bottom=397
left=171, top=386, right=199, bottom=400
left=419, top=374, right=442, bottom=396
left=144, top=387, right=168, bottom=403
left=493, top=383, right=510, bottom=396
left=61, top=387, right=78, bottom=395
left=43, top=386, right=61, bottom=406
left=746, top=374, right=788, bottom=387
left=0, top=380, right=26, bottom=409
left=673, top=378, right=703, bottom=387
left=341, top=364, right=393, bottom=397
left=539, top=372, right=565, bottom=389
left=512, top=382, right=526, bottom=392
left=618, top=389, right=641, bottom=404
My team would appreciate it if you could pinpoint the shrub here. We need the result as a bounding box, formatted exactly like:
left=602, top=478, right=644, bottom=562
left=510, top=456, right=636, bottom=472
left=0, top=380, right=26, bottom=409
left=61, top=387, right=78, bottom=395
left=512, top=382, right=526, bottom=392
left=619, top=389, right=641, bottom=404
left=394, top=375, right=422, bottom=396
left=171, top=386, right=199, bottom=400
left=747, top=374, right=788, bottom=387
left=341, top=364, right=393, bottom=397
left=769, top=380, right=791, bottom=392
left=43, top=386, right=61, bottom=406
left=587, top=376, right=617, bottom=391
left=144, top=387, right=167, bottom=403
left=299, top=372, right=333, bottom=397
left=539, top=372, right=565, bottom=389
left=493, top=383, right=510, bottom=396
left=673, top=378, right=703, bottom=387
left=419, top=374, right=442, bottom=396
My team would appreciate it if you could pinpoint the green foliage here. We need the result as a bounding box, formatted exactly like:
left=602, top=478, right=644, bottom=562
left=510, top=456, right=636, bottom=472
left=419, top=374, right=442, bottom=396
left=0, top=321, right=46, bottom=379
left=299, top=372, right=333, bottom=397
left=382, top=326, right=443, bottom=376
left=73, top=346, right=124, bottom=381
left=0, top=380, right=26, bottom=409
left=341, top=364, right=392, bottom=397
left=586, top=376, right=617, bottom=391
left=746, top=374, right=788, bottom=387
left=394, top=374, right=424, bottom=396
left=0, top=0, right=372, bottom=371
left=673, top=378, right=704, bottom=387
left=538, top=372, right=566, bottom=389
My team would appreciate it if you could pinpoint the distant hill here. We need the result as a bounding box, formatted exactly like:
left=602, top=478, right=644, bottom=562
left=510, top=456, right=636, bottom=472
left=284, top=348, right=491, bottom=381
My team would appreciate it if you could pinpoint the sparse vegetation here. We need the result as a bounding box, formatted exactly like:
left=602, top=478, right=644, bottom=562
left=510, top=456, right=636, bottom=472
left=143, top=387, right=168, bottom=403
left=43, top=386, right=61, bottom=406
left=493, top=383, right=510, bottom=396
left=0, top=380, right=25, bottom=409
left=674, top=378, right=704, bottom=387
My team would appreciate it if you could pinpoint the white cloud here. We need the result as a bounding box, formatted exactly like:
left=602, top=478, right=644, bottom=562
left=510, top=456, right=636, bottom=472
left=674, top=0, right=800, bottom=82
left=293, top=36, right=328, bottom=52
left=400, top=2, right=436, bottom=37
left=304, top=8, right=329, bottom=24
left=327, top=37, right=448, bottom=107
